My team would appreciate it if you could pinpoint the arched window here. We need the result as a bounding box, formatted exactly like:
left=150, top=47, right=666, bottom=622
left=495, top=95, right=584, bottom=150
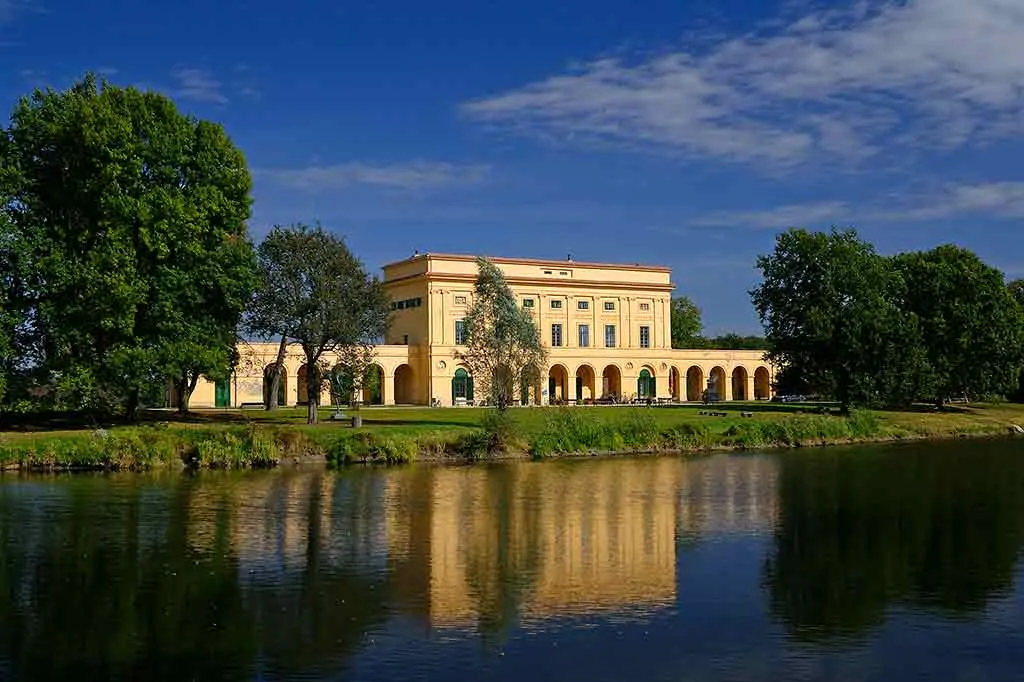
left=638, top=369, right=655, bottom=398
left=452, top=368, right=474, bottom=403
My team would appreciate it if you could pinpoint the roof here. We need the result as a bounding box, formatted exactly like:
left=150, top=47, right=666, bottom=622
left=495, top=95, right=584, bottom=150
left=381, top=252, right=672, bottom=273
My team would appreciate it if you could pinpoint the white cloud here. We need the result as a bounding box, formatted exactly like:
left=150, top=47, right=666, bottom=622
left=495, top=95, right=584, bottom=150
left=257, top=161, right=492, bottom=192
left=170, top=67, right=228, bottom=104
left=691, top=181, right=1024, bottom=229
left=690, top=201, right=852, bottom=229
left=462, top=0, right=1024, bottom=168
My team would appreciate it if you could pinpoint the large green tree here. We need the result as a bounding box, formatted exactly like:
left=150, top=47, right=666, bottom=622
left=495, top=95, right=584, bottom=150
left=751, top=228, right=928, bottom=412
left=893, top=247, right=1024, bottom=406
left=670, top=296, right=703, bottom=349
left=1, top=73, right=255, bottom=416
left=246, top=223, right=390, bottom=424
left=1010, top=279, right=1024, bottom=402
left=458, top=257, right=547, bottom=411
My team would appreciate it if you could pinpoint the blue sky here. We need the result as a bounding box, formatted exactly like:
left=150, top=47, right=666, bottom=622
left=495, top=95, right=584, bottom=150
left=3, top=0, right=1024, bottom=334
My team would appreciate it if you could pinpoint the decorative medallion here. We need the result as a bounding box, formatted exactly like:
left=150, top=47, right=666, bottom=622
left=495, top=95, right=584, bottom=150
left=437, top=360, right=447, bottom=370
left=625, top=362, right=634, bottom=370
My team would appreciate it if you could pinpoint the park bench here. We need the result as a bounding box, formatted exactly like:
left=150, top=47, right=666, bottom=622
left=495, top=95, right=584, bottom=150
left=240, top=402, right=264, bottom=410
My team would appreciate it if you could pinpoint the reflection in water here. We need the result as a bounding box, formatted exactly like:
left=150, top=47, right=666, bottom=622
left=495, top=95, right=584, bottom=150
left=2, top=441, right=1024, bottom=681
left=764, top=439, right=1024, bottom=644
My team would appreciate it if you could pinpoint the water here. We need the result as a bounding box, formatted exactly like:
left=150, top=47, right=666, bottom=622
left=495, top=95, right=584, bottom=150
left=3, top=439, right=1024, bottom=681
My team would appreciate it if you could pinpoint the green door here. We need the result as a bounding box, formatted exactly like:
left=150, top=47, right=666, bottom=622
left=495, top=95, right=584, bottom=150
left=214, top=378, right=231, bottom=408
left=638, top=369, right=654, bottom=399
left=452, top=369, right=474, bottom=403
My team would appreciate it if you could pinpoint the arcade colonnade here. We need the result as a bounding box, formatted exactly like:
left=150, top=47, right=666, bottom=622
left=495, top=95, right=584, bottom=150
left=177, top=343, right=774, bottom=408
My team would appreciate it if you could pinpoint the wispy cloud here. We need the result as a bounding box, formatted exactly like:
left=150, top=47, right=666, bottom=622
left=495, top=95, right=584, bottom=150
left=257, top=161, right=492, bottom=192
left=690, top=181, right=1024, bottom=230
left=691, top=201, right=852, bottom=229
left=462, top=0, right=1024, bottom=169
left=170, top=67, right=228, bottom=104
left=0, top=0, right=43, bottom=27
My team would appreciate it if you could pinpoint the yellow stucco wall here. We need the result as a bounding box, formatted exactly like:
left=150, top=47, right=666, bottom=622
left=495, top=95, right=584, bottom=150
left=177, top=253, right=774, bottom=408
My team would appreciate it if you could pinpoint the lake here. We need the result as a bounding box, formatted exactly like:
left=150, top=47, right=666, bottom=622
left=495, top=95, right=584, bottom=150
left=3, top=438, right=1024, bottom=681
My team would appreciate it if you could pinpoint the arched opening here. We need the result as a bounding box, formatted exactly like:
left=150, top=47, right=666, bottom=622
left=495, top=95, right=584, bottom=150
left=669, top=367, right=681, bottom=401
left=394, top=364, right=416, bottom=404
left=214, top=377, right=231, bottom=408
left=754, top=366, right=771, bottom=400
left=297, top=363, right=310, bottom=405
left=731, top=366, right=749, bottom=401
left=329, top=364, right=353, bottom=406
left=548, top=364, right=570, bottom=404
left=263, top=364, right=287, bottom=406
left=362, top=364, right=384, bottom=405
left=602, top=365, right=622, bottom=401
left=685, top=366, right=704, bottom=401
left=452, top=368, right=474, bottom=404
left=637, top=367, right=656, bottom=400
left=576, top=364, right=596, bottom=404
left=520, top=365, right=541, bottom=406
left=708, top=366, right=727, bottom=402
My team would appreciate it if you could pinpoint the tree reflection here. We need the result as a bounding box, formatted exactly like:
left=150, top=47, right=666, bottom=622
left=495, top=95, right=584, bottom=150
left=764, top=440, right=1024, bottom=643
left=0, top=472, right=389, bottom=681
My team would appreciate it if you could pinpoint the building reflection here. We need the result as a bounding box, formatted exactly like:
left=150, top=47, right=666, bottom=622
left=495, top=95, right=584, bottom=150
left=130, top=456, right=781, bottom=631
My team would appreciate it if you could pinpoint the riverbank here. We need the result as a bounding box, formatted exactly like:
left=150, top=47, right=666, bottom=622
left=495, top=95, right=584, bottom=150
left=2, top=402, right=1023, bottom=472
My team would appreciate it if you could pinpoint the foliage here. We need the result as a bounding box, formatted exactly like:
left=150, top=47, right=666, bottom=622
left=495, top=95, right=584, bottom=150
left=670, top=296, right=703, bottom=348
left=329, top=343, right=378, bottom=411
left=458, top=257, right=547, bottom=411
left=246, top=223, right=390, bottom=424
left=0, top=73, right=255, bottom=416
left=893, top=246, right=1024, bottom=405
left=751, top=228, right=929, bottom=412
left=704, top=333, right=767, bottom=350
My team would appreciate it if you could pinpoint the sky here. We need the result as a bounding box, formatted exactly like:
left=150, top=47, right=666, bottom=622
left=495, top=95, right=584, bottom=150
left=3, top=0, right=1024, bottom=334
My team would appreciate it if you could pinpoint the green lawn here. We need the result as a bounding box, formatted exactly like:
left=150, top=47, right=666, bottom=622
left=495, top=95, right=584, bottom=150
left=3, top=401, right=1023, bottom=471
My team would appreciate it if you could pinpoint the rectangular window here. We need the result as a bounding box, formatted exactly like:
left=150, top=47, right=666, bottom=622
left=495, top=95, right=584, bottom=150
left=551, top=323, right=563, bottom=347
left=578, top=324, right=590, bottom=348
left=455, top=295, right=467, bottom=305
left=640, top=325, right=650, bottom=348
left=603, top=301, right=616, bottom=311
left=639, top=302, right=650, bottom=311
left=523, top=298, right=535, bottom=308
left=605, top=324, right=616, bottom=348
left=550, top=299, right=563, bottom=309
left=577, top=300, right=589, bottom=310
left=455, top=319, right=466, bottom=345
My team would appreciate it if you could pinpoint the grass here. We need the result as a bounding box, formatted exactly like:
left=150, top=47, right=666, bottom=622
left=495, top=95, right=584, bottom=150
left=2, top=401, right=1023, bottom=472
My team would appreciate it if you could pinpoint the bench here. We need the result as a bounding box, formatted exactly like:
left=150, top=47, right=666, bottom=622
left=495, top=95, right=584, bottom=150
left=240, top=402, right=264, bottom=410
left=740, top=411, right=754, bottom=418
left=699, top=410, right=728, bottom=417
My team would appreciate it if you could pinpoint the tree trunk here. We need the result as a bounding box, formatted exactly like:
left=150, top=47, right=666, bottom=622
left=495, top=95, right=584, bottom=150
left=175, top=376, right=190, bottom=416
left=265, top=336, right=289, bottom=410
left=125, top=388, right=140, bottom=422
left=305, top=349, right=320, bottom=425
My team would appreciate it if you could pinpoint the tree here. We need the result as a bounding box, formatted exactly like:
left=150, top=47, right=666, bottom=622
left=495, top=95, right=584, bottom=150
left=1, top=73, right=255, bottom=416
left=751, top=228, right=927, bottom=413
left=246, top=223, right=390, bottom=424
left=458, top=257, right=547, bottom=411
left=329, top=342, right=378, bottom=421
left=1009, top=280, right=1024, bottom=402
left=705, top=333, right=766, bottom=350
left=894, top=247, right=1024, bottom=406
left=670, top=296, right=703, bottom=349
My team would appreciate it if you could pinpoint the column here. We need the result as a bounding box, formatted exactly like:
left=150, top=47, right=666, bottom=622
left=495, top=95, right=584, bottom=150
left=745, top=374, right=755, bottom=402
left=384, top=372, right=396, bottom=406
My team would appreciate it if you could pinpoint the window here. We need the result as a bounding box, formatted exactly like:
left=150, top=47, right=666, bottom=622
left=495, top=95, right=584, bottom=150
left=639, top=302, right=650, bottom=311
left=578, top=324, right=590, bottom=348
left=605, top=324, right=616, bottom=348
left=550, top=299, right=563, bottom=309
left=603, top=301, right=616, bottom=311
left=455, top=295, right=467, bottom=305
left=639, top=325, right=650, bottom=349
left=392, top=297, right=423, bottom=311
left=559, top=271, right=569, bottom=276
left=543, top=270, right=553, bottom=275
left=455, top=319, right=466, bottom=345
left=551, top=323, right=563, bottom=347
left=577, top=300, right=590, bottom=310
left=523, top=298, right=535, bottom=308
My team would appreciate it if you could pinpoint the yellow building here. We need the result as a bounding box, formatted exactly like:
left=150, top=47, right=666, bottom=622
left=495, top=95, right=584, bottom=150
left=181, top=252, right=774, bottom=408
